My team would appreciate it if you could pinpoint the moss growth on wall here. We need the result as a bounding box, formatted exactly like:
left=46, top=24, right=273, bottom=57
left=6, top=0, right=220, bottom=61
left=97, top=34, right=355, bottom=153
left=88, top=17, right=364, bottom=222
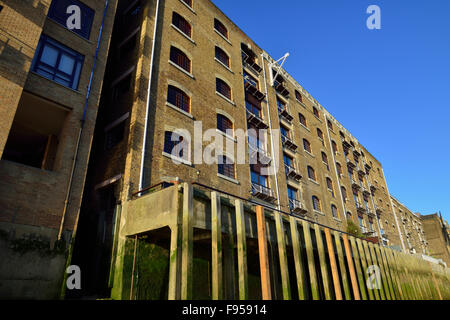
left=346, top=220, right=364, bottom=239
left=8, top=233, right=66, bottom=257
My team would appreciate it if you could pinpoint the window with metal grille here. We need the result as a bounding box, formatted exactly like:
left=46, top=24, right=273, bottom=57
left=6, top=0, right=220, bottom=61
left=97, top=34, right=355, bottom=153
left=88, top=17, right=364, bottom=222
left=299, top=113, right=307, bottom=127
left=31, top=35, right=84, bottom=90
left=288, top=186, right=297, bottom=200
left=331, top=205, right=338, bottom=218
left=164, top=131, right=188, bottom=160
left=303, top=139, right=311, bottom=153
left=317, top=128, right=323, bottom=140
left=215, top=46, right=230, bottom=67
left=313, top=107, right=320, bottom=118
left=214, top=18, right=228, bottom=39
left=181, top=0, right=192, bottom=8
left=295, top=90, right=302, bottom=103
left=332, top=140, right=338, bottom=154
left=217, top=114, right=233, bottom=134
left=167, top=85, right=190, bottom=112
left=312, top=196, right=321, bottom=211
left=216, top=78, right=231, bottom=100
left=307, top=166, right=316, bottom=181
left=172, top=12, right=191, bottom=37
left=245, top=100, right=261, bottom=117
left=218, top=155, right=235, bottom=179
left=170, top=46, right=191, bottom=72
left=251, top=166, right=267, bottom=187
left=48, top=0, right=94, bottom=39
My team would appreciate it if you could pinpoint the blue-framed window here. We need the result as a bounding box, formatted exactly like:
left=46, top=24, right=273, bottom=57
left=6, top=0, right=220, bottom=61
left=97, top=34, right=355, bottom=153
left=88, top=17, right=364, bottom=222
left=287, top=186, right=297, bottom=201
left=48, top=0, right=95, bottom=39
left=164, top=131, right=188, bottom=161
left=31, top=35, right=84, bottom=90
left=218, top=155, right=235, bottom=179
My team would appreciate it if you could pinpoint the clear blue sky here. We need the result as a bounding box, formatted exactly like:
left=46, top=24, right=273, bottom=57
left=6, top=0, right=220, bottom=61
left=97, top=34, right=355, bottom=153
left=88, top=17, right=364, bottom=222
left=211, top=0, right=450, bottom=222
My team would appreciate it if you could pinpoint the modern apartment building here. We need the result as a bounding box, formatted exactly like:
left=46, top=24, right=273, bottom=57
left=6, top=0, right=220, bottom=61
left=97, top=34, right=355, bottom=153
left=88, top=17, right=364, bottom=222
left=0, top=0, right=117, bottom=299
left=0, top=0, right=446, bottom=300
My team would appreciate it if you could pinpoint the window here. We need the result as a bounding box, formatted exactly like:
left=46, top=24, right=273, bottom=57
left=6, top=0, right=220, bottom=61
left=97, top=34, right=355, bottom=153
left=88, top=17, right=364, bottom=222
left=332, top=140, right=338, bottom=154
left=251, top=165, right=268, bottom=187
left=317, top=128, right=324, bottom=140
left=327, top=119, right=334, bottom=131
left=341, top=187, right=347, bottom=201
left=287, top=186, right=297, bottom=200
left=112, top=74, right=132, bottom=101
left=164, top=131, right=188, bottom=161
left=218, top=155, right=235, bottom=179
left=299, top=113, right=307, bottom=127
left=280, top=126, right=289, bottom=139
left=216, top=78, right=231, bottom=100
left=172, top=12, right=192, bottom=38
left=214, top=18, right=228, bottom=39
left=246, top=100, right=261, bottom=117
left=48, top=0, right=94, bottom=39
left=347, top=211, right=352, bottom=219
left=215, top=46, right=230, bottom=68
left=181, top=0, right=193, bottom=7
left=31, top=35, right=84, bottom=90
left=217, top=114, right=233, bottom=134
left=167, top=85, right=190, bottom=112
left=303, top=139, right=311, bottom=153
left=312, top=196, right=321, bottom=211
left=313, top=107, right=320, bottom=118
left=295, top=90, right=303, bottom=103
left=243, top=70, right=258, bottom=89
left=336, top=162, right=342, bottom=175
left=2, top=92, right=68, bottom=171
left=327, top=178, right=335, bottom=197
left=170, top=46, right=191, bottom=73
left=322, top=152, right=328, bottom=165
left=331, top=205, right=338, bottom=218
left=283, top=153, right=293, bottom=167
left=307, top=166, right=316, bottom=181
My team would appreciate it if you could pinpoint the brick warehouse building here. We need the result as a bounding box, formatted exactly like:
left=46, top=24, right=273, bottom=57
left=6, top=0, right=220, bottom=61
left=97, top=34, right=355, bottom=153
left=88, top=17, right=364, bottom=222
left=0, top=0, right=446, bottom=299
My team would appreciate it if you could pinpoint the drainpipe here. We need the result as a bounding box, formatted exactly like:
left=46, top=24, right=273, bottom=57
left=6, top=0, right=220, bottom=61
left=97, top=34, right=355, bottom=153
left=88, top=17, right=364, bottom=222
left=139, top=0, right=160, bottom=192
left=383, top=168, right=406, bottom=251
left=260, top=53, right=281, bottom=211
left=324, top=115, right=347, bottom=224
left=58, top=0, right=110, bottom=240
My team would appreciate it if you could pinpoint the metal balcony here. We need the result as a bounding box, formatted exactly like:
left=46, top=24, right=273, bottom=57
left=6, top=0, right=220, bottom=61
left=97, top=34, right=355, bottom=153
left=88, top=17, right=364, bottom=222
left=341, top=138, right=352, bottom=150
left=241, top=51, right=262, bottom=74
left=274, top=80, right=290, bottom=99
left=249, top=144, right=272, bottom=165
left=366, top=209, right=375, bottom=217
left=284, top=164, right=302, bottom=182
left=289, top=199, right=307, bottom=215
left=346, top=157, right=356, bottom=169
left=355, top=202, right=365, bottom=214
left=246, top=111, right=268, bottom=129
left=281, top=134, right=298, bottom=153
left=244, top=76, right=265, bottom=101
left=278, top=106, right=293, bottom=123
left=362, top=186, right=371, bottom=197
left=369, top=184, right=377, bottom=194
left=375, top=206, right=383, bottom=215
left=350, top=178, right=361, bottom=191
left=251, top=183, right=277, bottom=203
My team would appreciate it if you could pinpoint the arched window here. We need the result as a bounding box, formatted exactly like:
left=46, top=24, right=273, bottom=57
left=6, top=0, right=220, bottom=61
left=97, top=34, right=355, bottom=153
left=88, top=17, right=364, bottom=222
left=331, top=205, right=338, bottom=218
left=312, top=196, right=321, bottom=211
left=327, top=177, right=335, bottom=197
left=341, top=186, right=347, bottom=201
left=307, top=166, right=316, bottom=181
left=167, top=85, right=190, bottom=112
left=172, top=12, right=192, bottom=37
left=299, top=113, right=307, bottom=127
left=327, top=119, right=334, bottom=131
left=170, top=46, right=191, bottom=72
left=336, top=162, right=342, bottom=175
left=346, top=211, right=352, bottom=219
left=164, top=131, right=188, bottom=161
left=216, top=78, right=231, bottom=100
left=215, top=46, right=230, bottom=67
left=217, top=114, right=233, bottom=134
left=322, top=152, right=328, bottom=165
left=313, top=106, right=320, bottom=118
left=332, top=140, right=338, bottom=154
left=303, top=139, right=311, bottom=153
left=317, top=128, right=324, bottom=140
left=214, top=18, right=228, bottom=39
left=295, top=90, right=302, bottom=103
left=218, top=155, right=235, bottom=179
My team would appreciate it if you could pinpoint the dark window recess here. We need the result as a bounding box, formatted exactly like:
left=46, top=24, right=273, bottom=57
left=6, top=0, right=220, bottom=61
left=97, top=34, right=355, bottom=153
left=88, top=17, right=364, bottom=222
left=214, top=18, right=228, bottom=39
left=312, top=196, right=321, bottom=211
left=303, top=139, right=311, bottom=153
left=172, top=12, right=191, bottom=37
left=167, top=85, right=190, bottom=112
left=307, top=166, right=316, bottom=180
left=119, top=33, right=137, bottom=59
left=105, top=121, right=126, bottom=150
left=48, top=0, right=94, bottom=39
left=313, top=107, right=320, bottom=118
left=31, top=35, right=84, bottom=90
left=217, top=114, right=233, bottom=133
left=2, top=92, right=68, bottom=171
left=181, top=0, right=193, bottom=8
left=0, top=5, right=3, bottom=13
left=295, top=90, right=303, bottom=103
left=218, top=156, right=235, bottom=179
left=164, top=131, right=188, bottom=160
left=216, top=78, right=231, bottom=100
left=170, top=46, right=191, bottom=72
left=215, top=46, right=230, bottom=67
left=112, top=74, right=132, bottom=101
left=299, top=113, right=307, bottom=127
